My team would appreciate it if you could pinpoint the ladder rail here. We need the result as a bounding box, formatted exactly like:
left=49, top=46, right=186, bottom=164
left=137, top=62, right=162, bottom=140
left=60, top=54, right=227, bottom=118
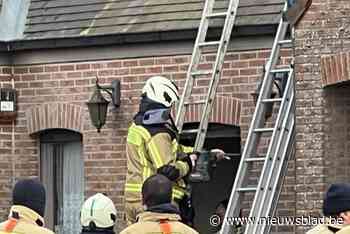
left=251, top=74, right=295, bottom=233
left=243, top=1, right=290, bottom=226
left=247, top=68, right=294, bottom=233
left=260, top=106, right=295, bottom=234
left=221, top=2, right=293, bottom=233
left=194, top=0, right=240, bottom=151
left=221, top=5, right=289, bottom=234
left=175, top=0, right=215, bottom=132
left=265, top=127, right=296, bottom=234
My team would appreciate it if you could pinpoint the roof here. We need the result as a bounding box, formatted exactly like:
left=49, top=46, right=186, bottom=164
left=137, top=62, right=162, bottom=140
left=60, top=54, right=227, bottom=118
left=24, top=0, right=284, bottom=40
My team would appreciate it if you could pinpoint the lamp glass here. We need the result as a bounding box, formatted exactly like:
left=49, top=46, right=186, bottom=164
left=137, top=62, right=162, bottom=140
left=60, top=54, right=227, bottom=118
left=86, top=88, right=110, bottom=132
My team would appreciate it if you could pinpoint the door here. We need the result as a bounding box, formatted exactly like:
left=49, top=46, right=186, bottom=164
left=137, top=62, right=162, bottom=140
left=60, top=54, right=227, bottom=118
left=40, top=130, right=84, bottom=234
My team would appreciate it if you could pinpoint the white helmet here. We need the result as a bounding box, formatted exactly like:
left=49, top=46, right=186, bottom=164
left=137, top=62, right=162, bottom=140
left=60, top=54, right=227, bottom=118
left=142, top=76, right=179, bottom=107
left=80, top=193, right=117, bottom=229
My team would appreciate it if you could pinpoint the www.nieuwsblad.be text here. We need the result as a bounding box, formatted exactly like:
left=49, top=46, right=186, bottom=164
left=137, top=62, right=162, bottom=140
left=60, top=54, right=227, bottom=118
left=209, top=215, right=343, bottom=227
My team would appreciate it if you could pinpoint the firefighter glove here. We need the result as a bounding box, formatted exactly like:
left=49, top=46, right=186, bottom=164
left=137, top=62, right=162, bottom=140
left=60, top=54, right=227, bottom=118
left=157, top=165, right=180, bottom=181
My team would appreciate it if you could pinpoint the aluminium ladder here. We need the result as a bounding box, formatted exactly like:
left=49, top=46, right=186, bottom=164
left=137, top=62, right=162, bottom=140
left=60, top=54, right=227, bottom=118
left=220, top=2, right=295, bottom=234
left=175, top=0, right=240, bottom=151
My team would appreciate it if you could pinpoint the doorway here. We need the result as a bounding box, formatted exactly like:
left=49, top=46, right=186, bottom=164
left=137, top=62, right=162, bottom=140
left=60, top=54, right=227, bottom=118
left=40, top=129, right=84, bottom=234
left=180, top=123, right=241, bottom=234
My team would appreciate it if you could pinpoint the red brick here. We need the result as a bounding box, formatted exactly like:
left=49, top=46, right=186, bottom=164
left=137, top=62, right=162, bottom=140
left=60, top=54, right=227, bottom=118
left=14, top=67, right=28, bottom=74
left=122, top=60, right=138, bottom=67
left=67, top=72, right=82, bottom=78
left=163, top=65, right=179, bottom=72
left=60, top=65, right=75, bottom=71
left=239, top=52, right=257, bottom=60
left=44, top=66, right=59, bottom=72
left=29, top=66, right=44, bottom=73
left=29, top=82, right=43, bottom=88
left=139, top=59, right=155, bottom=66
left=107, top=61, right=122, bottom=67
left=130, top=67, right=146, bottom=75
left=145, top=67, right=162, bottom=74
left=77, top=64, right=91, bottom=70
left=232, top=61, right=248, bottom=68
left=155, top=57, right=172, bottom=65
left=239, top=68, right=257, bottom=76
left=36, top=74, right=51, bottom=80
left=258, top=51, right=270, bottom=59
left=172, top=57, right=188, bottom=64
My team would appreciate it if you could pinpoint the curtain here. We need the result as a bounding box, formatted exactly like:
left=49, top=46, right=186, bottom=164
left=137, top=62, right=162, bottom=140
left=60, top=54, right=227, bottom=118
left=60, top=142, right=84, bottom=234
left=56, top=145, right=64, bottom=234
left=40, top=143, right=55, bottom=231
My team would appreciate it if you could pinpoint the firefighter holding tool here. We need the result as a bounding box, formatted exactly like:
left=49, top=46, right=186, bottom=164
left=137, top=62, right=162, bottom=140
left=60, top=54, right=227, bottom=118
left=124, top=76, right=225, bottom=225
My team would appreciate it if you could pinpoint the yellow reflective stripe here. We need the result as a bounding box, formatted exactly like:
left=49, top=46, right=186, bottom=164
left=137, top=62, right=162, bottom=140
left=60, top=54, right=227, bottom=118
left=129, top=124, right=153, bottom=181
left=172, top=139, right=178, bottom=154
left=131, top=124, right=151, bottom=141
left=176, top=161, right=188, bottom=171
left=125, top=183, right=142, bottom=192
left=145, top=167, right=152, bottom=178
left=148, top=140, right=164, bottom=168
left=127, top=129, right=143, bottom=146
left=138, top=150, right=149, bottom=182
left=181, top=145, right=194, bottom=153
left=173, top=189, right=185, bottom=199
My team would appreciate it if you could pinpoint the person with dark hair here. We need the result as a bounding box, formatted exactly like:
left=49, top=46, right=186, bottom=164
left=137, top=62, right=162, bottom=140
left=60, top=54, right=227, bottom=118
left=124, top=76, right=225, bottom=225
left=213, top=199, right=242, bottom=234
left=307, top=183, right=350, bottom=234
left=80, top=193, right=117, bottom=234
left=0, top=178, right=54, bottom=234
left=120, top=174, right=199, bottom=234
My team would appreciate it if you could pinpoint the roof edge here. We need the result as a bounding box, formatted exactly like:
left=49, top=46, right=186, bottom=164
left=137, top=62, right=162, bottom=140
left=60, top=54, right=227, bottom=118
left=0, top=24, right=277, bottom=52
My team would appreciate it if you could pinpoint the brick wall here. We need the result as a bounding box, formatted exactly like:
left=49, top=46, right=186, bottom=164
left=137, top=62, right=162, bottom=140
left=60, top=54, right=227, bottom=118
left=295, top=0, right=350, bottom=233
left=0, top=48, right=294, bottom=232
left=0, top=66, right=16, bottom=218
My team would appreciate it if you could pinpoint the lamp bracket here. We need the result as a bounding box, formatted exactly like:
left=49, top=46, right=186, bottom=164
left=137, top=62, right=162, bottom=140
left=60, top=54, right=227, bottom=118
left=95, top=77, right=121, bottom=108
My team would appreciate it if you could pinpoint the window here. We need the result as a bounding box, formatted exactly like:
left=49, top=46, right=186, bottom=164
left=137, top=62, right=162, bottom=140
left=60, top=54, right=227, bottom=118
left=40, top=130, right=84, bottom=234
left=180, top=123, right=241, bottom=233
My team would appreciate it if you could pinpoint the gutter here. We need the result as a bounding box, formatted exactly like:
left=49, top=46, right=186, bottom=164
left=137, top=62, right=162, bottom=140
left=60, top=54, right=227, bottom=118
left=0, top=24, right=277, bottom=52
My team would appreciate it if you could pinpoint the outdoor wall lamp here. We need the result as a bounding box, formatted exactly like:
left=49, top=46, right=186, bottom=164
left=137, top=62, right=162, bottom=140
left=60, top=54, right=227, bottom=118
left=86, top=78, right=121, bottom=132
left=251, top=67, right=288, bottom=119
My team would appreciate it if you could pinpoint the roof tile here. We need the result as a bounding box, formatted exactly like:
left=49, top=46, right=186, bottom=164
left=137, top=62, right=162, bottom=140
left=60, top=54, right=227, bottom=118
left=24, top=0, right=284, bottom=39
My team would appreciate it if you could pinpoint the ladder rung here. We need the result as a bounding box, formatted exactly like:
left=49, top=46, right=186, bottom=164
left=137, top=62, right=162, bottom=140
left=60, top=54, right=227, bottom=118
left=262, top=98, right=283, bottom=103
left=184, top=100, right=206, bottom=105
left=270, top=68, right=292, bottom=74
left=198, top=41, right=221, bottom=47
left=206, top=12, right=228, bottom=18
left=245, top=157, right=266, bottom=162
left=181, top=129, right=199, bottom=134
left=278, top=39, right=292, bottom=45
left=191, top=70, right=212, bottom=76
left=254, top=128, right=274, bottom=133
left=237, top=187, right=257, bottom=192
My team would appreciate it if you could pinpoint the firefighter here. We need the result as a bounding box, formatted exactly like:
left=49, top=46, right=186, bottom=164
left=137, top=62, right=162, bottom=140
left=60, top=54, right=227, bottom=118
left=307, top=183, right=350, bottom=234
left=124, top=76, right=224, bottom=225
left=120, top=174, right=199, bottom=234
left=0, top=179, right=54, bottom=234
left=80, top=193, right=117, bottom=234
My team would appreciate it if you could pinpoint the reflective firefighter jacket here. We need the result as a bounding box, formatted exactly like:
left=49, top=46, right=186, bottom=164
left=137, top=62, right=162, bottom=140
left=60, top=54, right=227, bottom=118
left=125, top=123, right=193, bottom=202
left=307, top=219, right=350, bottom=234
left=0, top=205, right=54, bottom=234
left=120, top=211, right=199, bottom=234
